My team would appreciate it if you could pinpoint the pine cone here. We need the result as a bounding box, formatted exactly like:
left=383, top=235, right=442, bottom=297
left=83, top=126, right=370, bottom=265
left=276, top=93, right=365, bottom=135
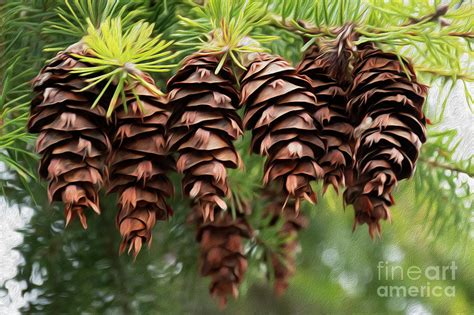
left=108, top=73, right=175, bottom=256
left=297, top=45, right=353, bottom=192
left=28, top=42, right=110, bottom=228
left=189, top=208, right=251, bottom=308
left=167, top=53, right=242, bottom=221
left=263, top=189, right=307, bottom=295
left=344, top=44, right=428, bottom=237
left=240, top=52, right=325, bottom=211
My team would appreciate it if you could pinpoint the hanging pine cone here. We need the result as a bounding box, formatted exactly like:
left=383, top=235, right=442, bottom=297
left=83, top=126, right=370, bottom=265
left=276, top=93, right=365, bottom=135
left=240, top=52, right=325, bottom=211
left=167, top=53, right=242, bottom=221
left=189, top=207, right=251, bottom=308
left=107, top=73, right=175, bottom=256
left=297, top=45, right=353, bottom=193
left=28, top=42, right=110, bottom=228
left=344, top=44, right=428, bottom=237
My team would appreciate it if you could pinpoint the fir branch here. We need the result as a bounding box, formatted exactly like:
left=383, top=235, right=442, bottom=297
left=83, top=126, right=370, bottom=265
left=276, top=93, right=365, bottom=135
left=413, top=129, right=474, bottom=237
left=270, top=3, right=469, bottom=39
left=0, top=2, right=39, bottom=184
left=72, top=18, right=177, bottom=117
left=269, top=15, right=331, bottom=37
left=415, top=67, right=474, bottom=81
left=419, top=157, right=474, bottom=178
left=404, top=4, right=449, bottom=26
left=43, top=0, right=140, bottom=51
left=447, top=31, right=474, bottom=39
left=175, top=0, right=275, bottom=72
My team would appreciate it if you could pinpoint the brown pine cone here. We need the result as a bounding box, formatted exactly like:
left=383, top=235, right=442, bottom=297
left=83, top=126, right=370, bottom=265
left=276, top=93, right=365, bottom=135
left=29, top=42, right=110, bottom=228
left=167, top=53, right=242, bottom=221
left=297, top=45, right=353, bottom=193
left=240, top=52, right=325, bottom=212
left=107, top=73, right=175, bottom=256
left=189, top=207, right=251, bottom=308
left=344, top=44, right=428, bottom=237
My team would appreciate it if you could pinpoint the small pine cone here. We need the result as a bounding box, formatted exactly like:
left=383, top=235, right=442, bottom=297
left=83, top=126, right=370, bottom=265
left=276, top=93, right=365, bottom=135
left=167, top=53, right=242, bottom=221
left=108, top=74, right=175, bottom=256
left=344, top=44, right=428, bottom=237
left=240, top=53, right=325, bottom=211
left=28, top=42, right=110, bottom=228
left=297, top=45, right=353, bottom=193
left=189, top=208, right=251, bottom=308
left=263, top=189, right=308, bottom=295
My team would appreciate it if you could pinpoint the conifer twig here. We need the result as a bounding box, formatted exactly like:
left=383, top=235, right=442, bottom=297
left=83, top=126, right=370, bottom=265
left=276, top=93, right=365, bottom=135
left=270, top=15, right=329, bottom=36
left=419, top=157, right=474, bottom=177
left=447, top=31, right=474, bottom=39
left=270, top=4, right=473, bottom=39
left=404, top=4, right=449, bottom=26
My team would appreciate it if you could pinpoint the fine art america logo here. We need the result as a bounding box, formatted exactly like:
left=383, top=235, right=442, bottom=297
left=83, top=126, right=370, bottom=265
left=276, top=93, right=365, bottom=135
left=377, top=261, right=457, bottom=298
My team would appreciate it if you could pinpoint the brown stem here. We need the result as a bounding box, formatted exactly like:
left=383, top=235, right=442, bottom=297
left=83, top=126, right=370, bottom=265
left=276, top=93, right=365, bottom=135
left=271, top=5, right=469, bottom=39
left=419, top=157, right=474, bottom=177
left=404, top=4, right=449, bottom=26
left=414, top=67, right=474, bottom=80
left=447, top=31, right=474, bottom=39
left=270, top=15, right=333, bottom=37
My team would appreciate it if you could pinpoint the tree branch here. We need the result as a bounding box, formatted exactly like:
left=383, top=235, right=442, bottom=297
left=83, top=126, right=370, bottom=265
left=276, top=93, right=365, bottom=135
left=447, top=31, right=474, bottom=39
left=269, top=15, right=332, bottom=37
left=405, top=4, right=449, bottom=26
left=415, top=67, right=474, bottom=81
left=419, top=157, right=474, bottom=177
left=270, top=4, right=474, bottom=39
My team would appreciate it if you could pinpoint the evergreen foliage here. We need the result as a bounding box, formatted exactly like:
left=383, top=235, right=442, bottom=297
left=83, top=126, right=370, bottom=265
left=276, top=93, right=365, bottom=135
left=0, top=0, right=473, bottom=313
